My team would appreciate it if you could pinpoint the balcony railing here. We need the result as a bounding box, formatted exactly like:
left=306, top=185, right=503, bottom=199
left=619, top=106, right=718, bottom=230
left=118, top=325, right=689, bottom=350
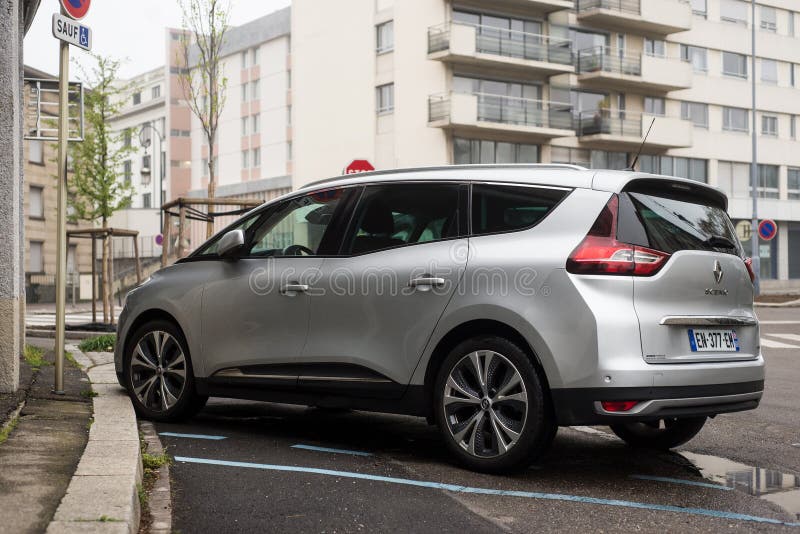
left=429, top=92, right=574, bottom=131
left=576, top=109, right=641, bottom=137
left=427, top=22, right=573, bottom=66
left=576, top=0, right=641, bottom=15
left=576, top=47, right=641, bottom=76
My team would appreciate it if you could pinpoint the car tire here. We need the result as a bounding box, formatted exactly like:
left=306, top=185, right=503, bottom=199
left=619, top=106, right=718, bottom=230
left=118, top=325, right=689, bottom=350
left=434, top=335, right=555, bottom=473
left=123, top=319, right=208, bottom=422
left=609, top=417, right=707, bottom=450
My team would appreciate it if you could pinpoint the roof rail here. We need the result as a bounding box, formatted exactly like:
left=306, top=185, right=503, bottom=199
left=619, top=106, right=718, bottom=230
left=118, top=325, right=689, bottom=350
left=300, top=163, right=588, bottom=190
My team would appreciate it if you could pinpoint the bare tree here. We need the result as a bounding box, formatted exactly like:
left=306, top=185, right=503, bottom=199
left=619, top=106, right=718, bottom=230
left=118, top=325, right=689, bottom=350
left=177, top=0, right=230, bottom=237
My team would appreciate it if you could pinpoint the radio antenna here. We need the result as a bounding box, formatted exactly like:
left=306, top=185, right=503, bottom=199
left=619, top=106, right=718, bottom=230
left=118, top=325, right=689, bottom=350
left=626, top=117, right=655, bottom=171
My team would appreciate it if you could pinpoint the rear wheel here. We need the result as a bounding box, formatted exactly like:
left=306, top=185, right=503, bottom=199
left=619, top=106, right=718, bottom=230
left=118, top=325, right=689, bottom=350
left=123, top=319, right=207, bottom=422
left=434, top=336, right=555, bottom=473
left=609, top=417, right=706, bottom=450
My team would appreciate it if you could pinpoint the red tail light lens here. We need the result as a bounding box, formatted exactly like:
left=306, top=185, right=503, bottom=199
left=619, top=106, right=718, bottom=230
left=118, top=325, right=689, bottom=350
left=566, top=195, right=670, bottom=276
left=744, top=257, right=756, bottom=284
left=601, top=401, right=639, bottom=412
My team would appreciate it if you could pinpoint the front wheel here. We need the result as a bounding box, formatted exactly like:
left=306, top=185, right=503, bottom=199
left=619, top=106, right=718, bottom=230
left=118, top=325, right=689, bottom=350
left=123, top=319, right=207, bottom=422
left=609, top=417, right=707, bottom=450
left=434, top=336, right=555, bottom=473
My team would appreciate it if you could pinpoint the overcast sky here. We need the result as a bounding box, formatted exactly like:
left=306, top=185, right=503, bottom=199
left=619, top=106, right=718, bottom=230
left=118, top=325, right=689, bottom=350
left=24, top=0, right=291, bottom=81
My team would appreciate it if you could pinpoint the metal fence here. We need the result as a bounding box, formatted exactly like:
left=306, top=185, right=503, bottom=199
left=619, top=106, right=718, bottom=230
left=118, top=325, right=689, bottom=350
left=576, top=0, right=641, bottom=15
left=429, top=92, right=573, bottom=131
left=576, top=46, right=642, bottom=76
left=576, top=109, right=641, bottom=137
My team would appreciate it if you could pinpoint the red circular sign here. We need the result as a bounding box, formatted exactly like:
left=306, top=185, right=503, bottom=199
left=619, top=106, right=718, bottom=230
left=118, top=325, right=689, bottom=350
left=758, top=219, right=777, bottom=241
left=344, top=159, right=375, bottom=175
left=61, top=0, right=91, bottom=20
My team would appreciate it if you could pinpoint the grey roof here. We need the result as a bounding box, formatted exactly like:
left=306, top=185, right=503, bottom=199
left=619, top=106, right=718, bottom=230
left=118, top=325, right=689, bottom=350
left=189, top=6, right=290, bottom=66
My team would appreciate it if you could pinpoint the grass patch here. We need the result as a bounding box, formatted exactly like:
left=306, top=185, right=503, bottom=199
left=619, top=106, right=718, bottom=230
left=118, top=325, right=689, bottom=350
left=0, top=415, right=20, bottom=446
left=97, top=515, right=121, bottom=522
left=65, top=351, right=80, bottom=369
left=78, top=334, right=116, bottom=353
left=142, top=451, right=172, bottom=471
left=23, top=345, right=50, bottom=371
left=137, top=482, right=147, bottom=508
left=80, top=389, right=98, bottom=398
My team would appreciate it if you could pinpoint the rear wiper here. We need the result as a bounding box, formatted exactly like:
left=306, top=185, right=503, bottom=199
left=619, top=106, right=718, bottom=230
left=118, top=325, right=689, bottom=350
left=703, top=235, right=737, bottom=250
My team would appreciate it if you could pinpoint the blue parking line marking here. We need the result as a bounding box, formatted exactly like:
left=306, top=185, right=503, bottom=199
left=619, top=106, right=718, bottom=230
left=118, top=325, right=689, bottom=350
left=630, top=475, right=732, bottom=491
left=291, top=444, right=372, bottom=456
left=174, top=456, right=800, bottom=528
left=159, top=432, right=227, bottom=440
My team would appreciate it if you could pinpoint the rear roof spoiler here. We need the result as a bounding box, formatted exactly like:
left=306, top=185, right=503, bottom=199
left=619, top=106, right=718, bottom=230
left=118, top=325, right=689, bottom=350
left=621, top=177, right=727, bottom=211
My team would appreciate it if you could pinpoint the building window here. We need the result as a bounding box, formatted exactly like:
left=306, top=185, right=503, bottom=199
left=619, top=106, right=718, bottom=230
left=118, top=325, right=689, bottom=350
left=376, top=83, right=394, bottom=114
left=723, top=107, right=749, bottom=132
left=252, top=147, right=261, bottom=168
left=252, top=114, right=260, bottom=133
left=453, top=138, right=539, bottom=164
left=761, top=115, right=778, bottom=136
left=241, top=117, right=248, bottom=136
left=758, top=164, right=779, bottom=198
left=29, top=186, right=44, bottom=219
left=132, top=92, right=141, bottom=105
left=241, top=83, right=248, bottom=102
left=791, top=115, right=797, bottom=139
left=792, top=64, right=796, bottom=87
left=680, top=45, right=708, bottom=72
left=202, top=158, right=209, bottom=176
left=141, top=154, right=151, bottom=173
left=142, top=193, right=152, bottom=209
left=376, top=20, right=394, bottom=53
left=761, top=59, right=778, bottom=84
left=551, top=147, right=629, bottom=169
left=722, top=52, right=748, bottom=78
left=241, top=50, right=248, bottom=69
left=287, top=141, right=292, bottom=161
left=691, top=0, right=707, bottom=17
left=28, top=241, right=43, bottom=273
left=720, top=0, right=748, bottom=25
left=788, top=168, right=800, bottom=200
left=28, top=140, right=44, bottom=164
left=287, top=105, right=292, bottom=126
left=644, top=97, right=665, bottom=116
left=789, top=12, right=795, bottom=37
left=67, top=245, right=77, bottom=274
left=122, top=129, right=132, bottom=148
left=251, top=79, right=260, bottom=100
left=681, top=101, right=709, bottom=128
left=242, top=150, right=249, bottom=169
left=644, top=38, right=665, bottom=57
left=252, top=47, right=259, bottom=66
left=760, top=6, right=777, bottom=32
left=151, top=85, right=161, bottom=99
left=171, top=32, right=181, bottom=41
left=639, top=155, right=707, bottom=182
left=123, top=160, right=132, bottom=184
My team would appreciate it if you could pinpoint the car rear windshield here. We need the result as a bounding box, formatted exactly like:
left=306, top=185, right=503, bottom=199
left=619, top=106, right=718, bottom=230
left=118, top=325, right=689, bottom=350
left=622, top=192, right=742, bottom=256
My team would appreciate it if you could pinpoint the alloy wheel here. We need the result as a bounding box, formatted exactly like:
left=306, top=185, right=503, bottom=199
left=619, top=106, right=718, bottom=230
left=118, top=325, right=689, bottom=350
left=130, top=331, right=187, bottom=412
left=442, top=350, right=528, bottom=458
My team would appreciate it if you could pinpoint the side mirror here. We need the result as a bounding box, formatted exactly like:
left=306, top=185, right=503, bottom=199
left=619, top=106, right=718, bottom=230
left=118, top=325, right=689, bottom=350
left=217, top=229, right=245, bottom=259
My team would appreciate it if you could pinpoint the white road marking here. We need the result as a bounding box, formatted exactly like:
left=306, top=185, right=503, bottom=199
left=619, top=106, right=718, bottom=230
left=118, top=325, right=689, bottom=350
left=759, top=337, right=799, bottom=349
left=764, top=333, right=800, bottom=342
left=570, top=426, right=618, bottom=440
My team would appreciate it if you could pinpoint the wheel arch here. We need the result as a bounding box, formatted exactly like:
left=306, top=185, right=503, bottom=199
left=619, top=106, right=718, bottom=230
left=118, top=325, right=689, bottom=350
left=122, top=308, right=190, bottom=364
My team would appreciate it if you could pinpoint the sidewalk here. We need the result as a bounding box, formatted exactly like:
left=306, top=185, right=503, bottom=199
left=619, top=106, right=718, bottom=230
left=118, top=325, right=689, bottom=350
left=0, top=342, right=143, bottom=533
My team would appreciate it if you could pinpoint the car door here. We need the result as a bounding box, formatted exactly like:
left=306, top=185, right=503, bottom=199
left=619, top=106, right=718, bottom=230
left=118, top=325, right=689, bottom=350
left=301, top=182, right=469, bottom=394
left=200, top=188, right=353, bottom=384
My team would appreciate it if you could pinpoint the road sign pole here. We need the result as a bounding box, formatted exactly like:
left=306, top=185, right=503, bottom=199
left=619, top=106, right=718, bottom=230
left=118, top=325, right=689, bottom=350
left=750, top=0, right=760, bottom=297
left=54, top=8, right=69, bottom=395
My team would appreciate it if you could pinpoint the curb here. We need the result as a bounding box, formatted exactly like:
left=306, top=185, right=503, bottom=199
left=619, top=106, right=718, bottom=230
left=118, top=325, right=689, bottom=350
left=139, top=421, right=173, bottom=534
left=46, top=347, right=142, bottom=534
left=25, top=329, right=106, bottom=340
left=754, top=300, right=800, bottom=308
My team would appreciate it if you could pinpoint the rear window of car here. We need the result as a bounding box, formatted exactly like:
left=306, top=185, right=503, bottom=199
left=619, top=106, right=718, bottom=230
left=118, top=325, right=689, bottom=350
left=471, top=184, right=568, bottom=235
left=624, top=192, right=742, bottom=256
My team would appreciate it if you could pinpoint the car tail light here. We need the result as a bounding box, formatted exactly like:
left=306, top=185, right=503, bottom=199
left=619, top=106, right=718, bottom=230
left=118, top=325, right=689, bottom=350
left=600, top=401, right=639, bottom=412
left=744, top=257, right=756, bottom=284
left=566, top=195, right=669, bottom=276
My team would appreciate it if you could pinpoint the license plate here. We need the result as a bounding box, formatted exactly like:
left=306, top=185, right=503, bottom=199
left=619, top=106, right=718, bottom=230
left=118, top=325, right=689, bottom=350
left=688, top=328, right=740, bottom=352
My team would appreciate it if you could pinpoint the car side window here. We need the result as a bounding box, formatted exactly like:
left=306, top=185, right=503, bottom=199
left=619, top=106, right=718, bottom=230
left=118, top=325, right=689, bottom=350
left=193, top=211, right=263, bottom=257
left=247, top=189, right=346, bottom=257
left=343, top=183, right=461, bottom=255
left=471, top=184, right=568, bottom=235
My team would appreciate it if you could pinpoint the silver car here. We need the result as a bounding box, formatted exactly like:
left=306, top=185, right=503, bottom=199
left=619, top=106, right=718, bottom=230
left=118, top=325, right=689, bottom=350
left=115, top=164, right=764, bottom=472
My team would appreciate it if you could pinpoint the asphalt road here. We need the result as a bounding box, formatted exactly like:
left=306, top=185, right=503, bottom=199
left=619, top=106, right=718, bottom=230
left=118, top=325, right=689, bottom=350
left=155, top=307, right=800, bottom=533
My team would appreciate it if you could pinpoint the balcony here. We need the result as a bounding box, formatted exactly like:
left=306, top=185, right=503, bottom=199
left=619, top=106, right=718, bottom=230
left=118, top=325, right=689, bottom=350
left=576, top=110, right=692, bottom=150
left=428, top=92, right=574, bottom=141
left=428, top=22, right=574, bottom=78
left=576, top=0, right=692, bottom=35
left=458, top=0, right=574, bottom=15
left=576, top=47, right=693, bottom=92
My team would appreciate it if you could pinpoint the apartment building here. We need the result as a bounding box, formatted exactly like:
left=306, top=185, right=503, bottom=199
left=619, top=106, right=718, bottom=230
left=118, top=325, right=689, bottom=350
left=291, top=0, right=800, bottom=287
left=23, top=66, right=93, bottom=302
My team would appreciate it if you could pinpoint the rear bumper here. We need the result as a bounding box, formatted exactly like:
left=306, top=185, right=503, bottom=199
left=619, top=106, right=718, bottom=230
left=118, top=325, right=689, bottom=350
left=551, top=380, right=763, bottom=425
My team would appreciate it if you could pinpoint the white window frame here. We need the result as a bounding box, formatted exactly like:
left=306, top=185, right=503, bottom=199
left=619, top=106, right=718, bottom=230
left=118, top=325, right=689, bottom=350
left=720, top=0, right=748, bottom=25
left=252, top=114, right=260, bottom=134
left=760, top=6, right=777, bottom=32
left=723, top=106, right=749, bottom=132
left=252, top=147, right=261, bottom=168
left=376, top=83, right=394, bottom=114
left=376, top=20, right=394, bottom=53
left=242, top=150, right=250, bottom=169
left=761, top=58, right=778, bottom=84
left=644, top=96, right=665, bottom=116
left=761, top=114, right=778, bottom=136
left=681, top=101, right=709, bottom=129
left=241, top=117, right=249, bottom=136
left=28, top=241, right=44, bottom=273
left=722, top=51, right=748, bottom=79
left=28, top=140, right=44, bottom=164
left=29, top=185, right=44, bottom=219
left=241, top=50, right=248, bottom=69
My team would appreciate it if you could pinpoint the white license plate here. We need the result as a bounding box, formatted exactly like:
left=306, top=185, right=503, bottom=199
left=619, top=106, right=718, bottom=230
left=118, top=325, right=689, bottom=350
left=688, top=328, right=740, bottom=352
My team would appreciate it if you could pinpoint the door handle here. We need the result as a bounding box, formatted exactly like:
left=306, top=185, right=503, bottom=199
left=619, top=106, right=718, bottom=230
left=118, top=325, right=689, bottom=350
left=409, top=277, right=445, bottom=288
left=281, top=283, right=309, bottom=294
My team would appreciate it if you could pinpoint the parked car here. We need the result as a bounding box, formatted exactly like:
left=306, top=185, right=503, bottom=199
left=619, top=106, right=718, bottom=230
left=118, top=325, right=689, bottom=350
left=115, top=164, right=764, bottom=473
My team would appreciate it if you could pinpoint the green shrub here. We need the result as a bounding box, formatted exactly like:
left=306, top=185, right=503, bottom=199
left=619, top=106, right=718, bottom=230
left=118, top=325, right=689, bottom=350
left=78, top=334, right=116, bottom=353
left=23, top=345, right=49, bottom=370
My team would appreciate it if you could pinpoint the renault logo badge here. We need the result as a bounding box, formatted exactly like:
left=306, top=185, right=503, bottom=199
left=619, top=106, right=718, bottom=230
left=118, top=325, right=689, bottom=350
left=713, top=260, right=724, bottom=284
